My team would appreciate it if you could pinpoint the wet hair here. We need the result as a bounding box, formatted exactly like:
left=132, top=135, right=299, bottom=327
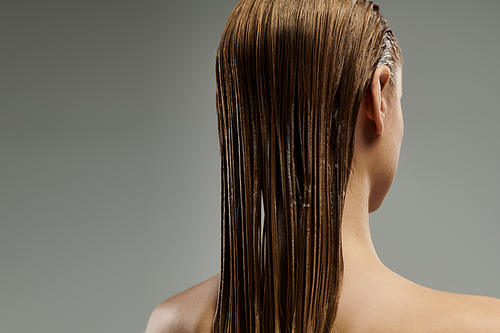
left=214, top=0, right=402, bottom=331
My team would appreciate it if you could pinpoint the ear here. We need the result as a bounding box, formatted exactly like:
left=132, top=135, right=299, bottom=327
left=366, top=65, right=391, bottom=135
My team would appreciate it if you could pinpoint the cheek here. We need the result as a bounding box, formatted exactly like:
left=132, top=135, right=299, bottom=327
left=399, top=106, right=404, bottom=139
left=394, top=104, right=404, bottom=146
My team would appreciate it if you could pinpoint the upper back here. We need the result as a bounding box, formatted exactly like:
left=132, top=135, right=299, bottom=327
left=146, top=272, right=500, bottom=333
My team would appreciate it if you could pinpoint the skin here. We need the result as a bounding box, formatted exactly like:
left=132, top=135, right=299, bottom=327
left=145, top=66, right=500, bottom=333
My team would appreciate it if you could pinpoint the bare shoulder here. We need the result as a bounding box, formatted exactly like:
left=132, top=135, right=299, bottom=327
left=438, top=292, right=500, bottom=331
left=145, top=274, right=220, bottom=333
left=403, top=285, right=500, bottom=332
left=337, top=267, right=500, bottom=333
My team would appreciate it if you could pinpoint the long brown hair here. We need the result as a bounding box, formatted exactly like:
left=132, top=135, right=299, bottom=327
left=214, top=0, right=402, bottom=331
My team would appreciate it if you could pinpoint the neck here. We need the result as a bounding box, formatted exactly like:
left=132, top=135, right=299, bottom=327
left=341, top=172, right=382, bottom=269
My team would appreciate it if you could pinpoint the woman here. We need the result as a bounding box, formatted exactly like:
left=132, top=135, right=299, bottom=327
left=146, top=0, right=500, bottom=331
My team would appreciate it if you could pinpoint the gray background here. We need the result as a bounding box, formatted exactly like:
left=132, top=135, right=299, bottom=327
left=1, top=0, right=499, bottom=332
